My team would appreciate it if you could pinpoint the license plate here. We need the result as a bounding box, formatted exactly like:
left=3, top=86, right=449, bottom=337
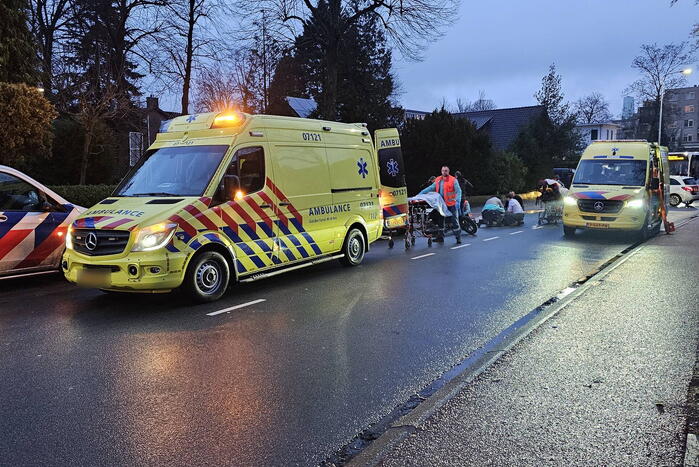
left=385, top=215, right=407, bottom=229
left=586, top=222, right=610, bottom=229
left=77, top=269, right=111, bottom=288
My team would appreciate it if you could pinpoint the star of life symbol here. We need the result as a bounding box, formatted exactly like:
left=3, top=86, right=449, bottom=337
left=387, top=158, right=399, bottom=177
left=186, top=114, right=198, bottom=123
left=357, top=158, right=368, bottom=178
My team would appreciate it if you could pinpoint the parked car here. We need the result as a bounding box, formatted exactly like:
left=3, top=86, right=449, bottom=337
left=669, top=175, right=699, bottom=207
left=0, top=165, right=84, bottom=279
left=553, top=167, right=575, bottom=188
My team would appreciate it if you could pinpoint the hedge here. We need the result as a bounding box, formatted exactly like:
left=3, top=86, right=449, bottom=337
left=48, top=185, right=118, bottom=208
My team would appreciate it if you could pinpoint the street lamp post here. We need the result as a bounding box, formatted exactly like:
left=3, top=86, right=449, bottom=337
left=658, top=68, right=692, bottom=144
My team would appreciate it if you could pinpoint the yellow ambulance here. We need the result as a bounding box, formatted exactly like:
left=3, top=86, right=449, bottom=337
left=563, top=140, right=670, bottom=238
left=63, top=112, right=394, bottom=302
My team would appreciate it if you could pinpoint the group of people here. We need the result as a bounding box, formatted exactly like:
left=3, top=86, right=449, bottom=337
left=417, top=165, right=526, bottom=245
left=480, top=192, right=525, bottom=227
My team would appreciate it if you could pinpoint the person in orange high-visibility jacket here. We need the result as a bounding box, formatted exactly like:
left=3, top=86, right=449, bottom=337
left=419, top=165, right=462, bottom=244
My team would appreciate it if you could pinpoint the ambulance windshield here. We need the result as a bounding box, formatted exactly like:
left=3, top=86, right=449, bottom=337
left=117, top=145, right=228, bottom=197
left=573, top=159, right=647, bottom=186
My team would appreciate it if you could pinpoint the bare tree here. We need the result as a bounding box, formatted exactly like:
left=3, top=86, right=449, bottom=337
left=72, top=83, right=130, bottom=184
left=231, top=0, right=459, bottom=119
left=152, top=0, right=221, bottom=114
left=456, top=90, right=496, bottom=112
left=573, top=92, right=612, bottom=124
left=626, top=42, right=695, bottom=104
left=193, top=50, right=263, bottom=113
left=27, top=0, right=73, bottom=96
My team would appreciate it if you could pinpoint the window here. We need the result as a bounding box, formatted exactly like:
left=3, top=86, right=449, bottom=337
left=685, top=119, right=694, bottom=128
left=225, top=146, right=265, bottom=195
left=670, top=178, right=680, bottom=185
left=671, top=134, right=677, bottom=142
left=590, top=129, right=599, bottom=140
left=117, top=145, right=228, bottom=197
left=685, top=105, right=695, bottom=113
left=688, top=91, right=696, bottom=100
left=378, top=147, right=406, bottom=188
left=573, top=160, right=648, bottom=186
left=683, top=177, right=697, bottom=185
left=0, top=172, right=43, bottom=211
left=684, top=134, right=693, bottom=142
left=669, top=93, right=678, bottom=101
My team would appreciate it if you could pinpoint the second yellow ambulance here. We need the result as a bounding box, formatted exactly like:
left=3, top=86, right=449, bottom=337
left=563, top=140, right=670, bottom=238
left=63, top=112, right=399, bottom=302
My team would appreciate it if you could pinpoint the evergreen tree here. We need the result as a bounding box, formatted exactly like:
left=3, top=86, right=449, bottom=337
left=512, top=64, right=582, bottom=186
left=400, top=108, right=497, bottom=195
left=277, top=6, right=401, bottom=131
left=0, top=0, right=39, bottom=84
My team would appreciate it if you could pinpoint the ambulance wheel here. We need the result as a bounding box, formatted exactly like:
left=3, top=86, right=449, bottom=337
left=183, top=251, right=230, bottom=303
left=340, top=228, right=365, bottom=267
left=563, top=225, right=575, bottom=237
left=669, top=194, right=681, bottom=207
left=388, top=238, right=394, bottom=249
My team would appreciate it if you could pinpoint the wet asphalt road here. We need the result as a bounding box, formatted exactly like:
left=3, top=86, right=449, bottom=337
left=1, top=207, right=696, bottom=466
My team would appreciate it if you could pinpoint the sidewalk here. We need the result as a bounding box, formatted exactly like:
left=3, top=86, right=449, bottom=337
left=373, top=219, right=699, bottom=466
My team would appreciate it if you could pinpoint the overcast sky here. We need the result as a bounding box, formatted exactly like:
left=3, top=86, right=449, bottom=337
left=395, top=0, right=699, bottom=116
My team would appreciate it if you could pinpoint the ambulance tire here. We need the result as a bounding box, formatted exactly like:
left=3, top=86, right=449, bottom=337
left=183, top=251, right=230, bottom=303
left=563, top=225, right=575, bottom=237
left=340, top=228, right=365, bottom=267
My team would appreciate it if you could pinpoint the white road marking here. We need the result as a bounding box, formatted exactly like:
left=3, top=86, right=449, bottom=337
left=207, top=299, right=267, bottom=316
left=532, top=225, right=544, bottom=230
left=509, top=230, right=524, bottom=235
left=411, top=253, right=435, bottom=260
left=450, top=243, right=472, bottom=250
left=482, top=236, right=499, bottom=242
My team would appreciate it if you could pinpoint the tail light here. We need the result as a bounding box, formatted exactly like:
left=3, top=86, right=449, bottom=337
left=682, top=186, right=694, bottom=192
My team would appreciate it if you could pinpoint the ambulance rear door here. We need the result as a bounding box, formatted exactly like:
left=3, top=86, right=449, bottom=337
left=374, top=128, right=408, bottom=229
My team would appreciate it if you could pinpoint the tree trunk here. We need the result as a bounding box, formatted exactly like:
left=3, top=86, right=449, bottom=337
left=181, top=0, right=195, bottom=114
left=79, top=129, right=93, bottom=185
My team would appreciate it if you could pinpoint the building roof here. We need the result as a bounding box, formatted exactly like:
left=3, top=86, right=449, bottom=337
left=453, top=105, right=545, bottom=150
left=576, top=122, right=622, bottom=129
left=285, top=96, right=317, bottom=118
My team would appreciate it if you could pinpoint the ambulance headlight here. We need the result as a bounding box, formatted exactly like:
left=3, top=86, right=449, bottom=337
left=66, top=224, right=75, bottom=250
left=131, top=222, right=177, bottom=252
left=563, top=196, right=577, bottom=206
left=626, top=199, right=644, bottom=208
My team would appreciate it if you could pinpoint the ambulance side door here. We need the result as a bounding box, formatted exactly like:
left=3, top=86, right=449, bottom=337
left=216, top=144, right=282, bottom=274
left=268, top=135, right=330, bottom=261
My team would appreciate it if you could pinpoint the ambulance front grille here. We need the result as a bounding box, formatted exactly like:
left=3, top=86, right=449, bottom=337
left=576, top=199, right=624, bottom=214
left=73, top=229, right=131, bottom=256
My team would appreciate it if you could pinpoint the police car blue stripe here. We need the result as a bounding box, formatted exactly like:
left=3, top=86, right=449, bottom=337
left=166, top=243, right=180, bottom=253
left=204, top=233, right=223, bottom=243
left=275, top=220, right=292, bottom=236
left=236, top=260, right=247, bottom=273
left=0, top=212, right=26, bottom=237
left=190, top=240, right=202, bottom=250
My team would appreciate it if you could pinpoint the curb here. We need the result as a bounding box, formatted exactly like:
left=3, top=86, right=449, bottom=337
left=343, top=214, right=699, bottom=467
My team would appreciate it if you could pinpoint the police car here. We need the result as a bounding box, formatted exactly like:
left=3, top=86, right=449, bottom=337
left=0, top=165, right=83, bottom=279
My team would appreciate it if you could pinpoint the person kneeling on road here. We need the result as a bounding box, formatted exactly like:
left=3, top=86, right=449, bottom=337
left=503, top=192, right=525, bottom=226
left=479, top=196, right=505, bottom=226
left=419, top=165, right=462, bottom=244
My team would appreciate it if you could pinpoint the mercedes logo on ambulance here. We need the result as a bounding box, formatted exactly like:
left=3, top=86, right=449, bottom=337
left=593, top=201, right=605, bottom=212
left=85, top=232, right=98, bottom=251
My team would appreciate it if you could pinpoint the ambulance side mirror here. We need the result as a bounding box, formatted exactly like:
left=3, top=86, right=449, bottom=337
left=650, top=177, right=660, bottom=190
left=217, top=175, right=241, bottom=202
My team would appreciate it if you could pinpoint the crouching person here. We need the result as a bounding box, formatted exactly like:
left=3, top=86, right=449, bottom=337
left=503, top=192, right=525, bottom=226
